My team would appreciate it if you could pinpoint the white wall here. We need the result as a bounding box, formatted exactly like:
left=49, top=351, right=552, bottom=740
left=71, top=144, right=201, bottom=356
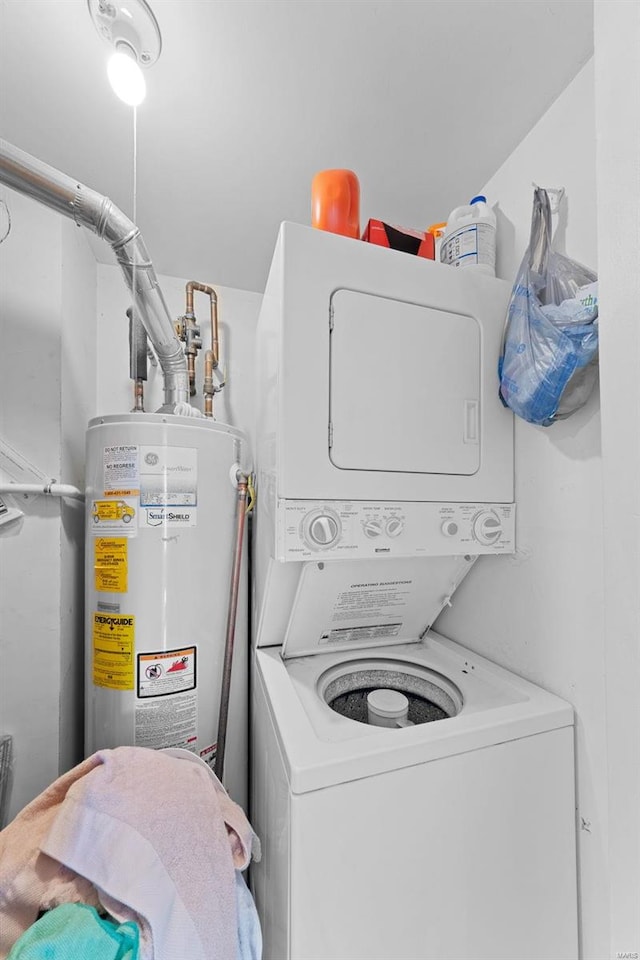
left=0, top=189, right=96, bottom=822
left=595, top=2, right=640, bottom=954
left=95, top=264, right=261, bottom=456
left=435, top=61, right=609, bottom=959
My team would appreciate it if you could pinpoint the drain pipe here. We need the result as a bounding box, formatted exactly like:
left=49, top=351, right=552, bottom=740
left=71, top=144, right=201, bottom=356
left=0, top=139, right=189, bottom=410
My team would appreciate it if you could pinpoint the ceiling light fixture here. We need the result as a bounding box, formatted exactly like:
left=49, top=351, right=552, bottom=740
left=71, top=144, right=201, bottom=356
left=87, top=0, right=162, bottom=106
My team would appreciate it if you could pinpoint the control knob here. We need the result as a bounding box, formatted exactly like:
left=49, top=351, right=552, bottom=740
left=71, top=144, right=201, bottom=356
left=363, top=520, right=383, bottom=539
left=441, top=520, right=459, bottom=537
left=472, top=510, right=502, bottom=546
left=304, top=511, right=341, bottom=548
left=385, top=518, right=404, bottom=538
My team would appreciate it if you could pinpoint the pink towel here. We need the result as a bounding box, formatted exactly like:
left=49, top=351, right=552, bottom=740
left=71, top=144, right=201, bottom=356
left=0, top=754, right=103, bottom=959
left=41, top=747, right=256, bottom=960
left=0, top=748, right=258, bottom=960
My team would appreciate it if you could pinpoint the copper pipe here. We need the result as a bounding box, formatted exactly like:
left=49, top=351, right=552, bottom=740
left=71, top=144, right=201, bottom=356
left=185, top=281, right=219, bottom=367
left=214, top=476, right=248, bottom=784
left=187, top=352, right=196, bottom=396
left=203, top=351, right=214, bottom=418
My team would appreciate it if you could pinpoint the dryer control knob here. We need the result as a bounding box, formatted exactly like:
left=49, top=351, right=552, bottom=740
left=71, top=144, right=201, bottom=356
left=307, top=513, right=340, bottom=547
left=363, top=520, right=383, bottom=538
left=472, top=511, right=502, bottom=546
left=386, top=518, right=404, bottom=538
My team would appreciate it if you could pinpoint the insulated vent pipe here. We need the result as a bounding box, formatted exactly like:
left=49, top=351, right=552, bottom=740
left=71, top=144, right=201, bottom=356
left=0, top=139, right=189, bottom=409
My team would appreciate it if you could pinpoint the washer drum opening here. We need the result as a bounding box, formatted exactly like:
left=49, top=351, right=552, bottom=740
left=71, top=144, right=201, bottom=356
left=318, top=659, right=463, bottom=728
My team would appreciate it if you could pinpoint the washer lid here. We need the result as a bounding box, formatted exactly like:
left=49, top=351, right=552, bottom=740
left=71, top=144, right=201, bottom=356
left=281, top=555, right=476, bottom=659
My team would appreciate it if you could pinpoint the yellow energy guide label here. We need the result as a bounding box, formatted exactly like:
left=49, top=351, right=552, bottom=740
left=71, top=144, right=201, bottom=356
left=94, top=537, right=128, bottom=593
left=92, top=612, right=135, bottom=690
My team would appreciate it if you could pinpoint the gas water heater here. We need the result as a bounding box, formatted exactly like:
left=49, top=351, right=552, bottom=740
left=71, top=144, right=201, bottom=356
left=85, top=414, right=250, bottom=806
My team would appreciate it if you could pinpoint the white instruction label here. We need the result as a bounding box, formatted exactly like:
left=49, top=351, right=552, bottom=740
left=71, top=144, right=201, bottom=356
left=317, top=579, right=413, bottom=645
left=320, top=623, right=403, bottom=646
left=135, top=692, right=198, bottom=752
left=333, top=579, right=413, bottom=621
left=104, top=446, right=139, bottom=491
left=139, top=446, right=198, bottom=527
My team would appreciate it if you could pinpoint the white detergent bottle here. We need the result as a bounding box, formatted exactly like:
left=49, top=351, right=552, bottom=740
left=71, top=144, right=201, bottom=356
left=440, top=194, right=497, bottom=276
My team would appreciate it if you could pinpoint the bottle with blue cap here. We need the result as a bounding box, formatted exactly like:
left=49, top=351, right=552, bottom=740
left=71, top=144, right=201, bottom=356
left=440, top=194, right=497, bottom=276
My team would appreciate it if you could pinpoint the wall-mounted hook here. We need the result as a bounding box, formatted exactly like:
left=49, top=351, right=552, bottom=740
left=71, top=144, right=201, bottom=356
left=531, top=182, right=565, bottom=214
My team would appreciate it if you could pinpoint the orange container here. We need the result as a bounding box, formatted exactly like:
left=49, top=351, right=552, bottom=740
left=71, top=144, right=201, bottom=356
left=311, top=169, right=360, bottom=239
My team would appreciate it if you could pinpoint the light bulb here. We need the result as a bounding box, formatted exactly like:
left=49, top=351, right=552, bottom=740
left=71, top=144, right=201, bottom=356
left=107, top=48, right=146, bottom=106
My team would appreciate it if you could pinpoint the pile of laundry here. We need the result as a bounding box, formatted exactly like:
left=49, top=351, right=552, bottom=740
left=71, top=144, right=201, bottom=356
left=0, top=746, right=262, bottom=960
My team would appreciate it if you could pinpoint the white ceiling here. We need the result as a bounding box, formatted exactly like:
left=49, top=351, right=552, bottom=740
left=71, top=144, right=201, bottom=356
left=0, top=0, right=593, bottom=293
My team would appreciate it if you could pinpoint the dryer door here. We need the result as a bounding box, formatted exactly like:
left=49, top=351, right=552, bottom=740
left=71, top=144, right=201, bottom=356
left=329, top=289, right=481, bottom=475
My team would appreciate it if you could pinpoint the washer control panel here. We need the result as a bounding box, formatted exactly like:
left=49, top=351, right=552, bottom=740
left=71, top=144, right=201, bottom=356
left=277, top=500, right=515, bottom=560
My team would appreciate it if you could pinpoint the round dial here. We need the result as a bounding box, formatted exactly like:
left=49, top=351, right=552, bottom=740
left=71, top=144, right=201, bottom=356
left=472, top=510, right=502, bottom=546
left=363, top=519, right=383, bottom=539
left=441, top=520, right=459, bottom=537
left=304, top=510, right=341, bottom=548
left=385, top=518, right=404, bottom=538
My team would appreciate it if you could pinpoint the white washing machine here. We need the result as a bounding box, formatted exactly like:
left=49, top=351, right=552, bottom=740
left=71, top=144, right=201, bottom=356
left=251, top=225, right=578, bottom=959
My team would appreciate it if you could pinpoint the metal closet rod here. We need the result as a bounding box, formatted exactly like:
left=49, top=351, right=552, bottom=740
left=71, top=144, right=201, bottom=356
left=0, top=482, right=84, bottom=501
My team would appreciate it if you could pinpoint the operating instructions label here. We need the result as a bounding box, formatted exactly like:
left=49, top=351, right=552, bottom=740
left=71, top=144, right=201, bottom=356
left=135, top=692, right=198, bottom=752
left=335, top=579, right=413, bottom=618
left=316, top=579, right=413, bottom=644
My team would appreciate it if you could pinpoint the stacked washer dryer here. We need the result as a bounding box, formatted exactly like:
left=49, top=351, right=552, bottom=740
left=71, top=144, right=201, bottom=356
left=251, top=223, right=578, bottom=960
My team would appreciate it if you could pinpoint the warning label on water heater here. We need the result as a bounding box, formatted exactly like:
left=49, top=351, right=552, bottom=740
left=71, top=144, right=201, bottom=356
left=135, top=647, right=198, bottom=752
left=137, top=646, right=197, bottom=698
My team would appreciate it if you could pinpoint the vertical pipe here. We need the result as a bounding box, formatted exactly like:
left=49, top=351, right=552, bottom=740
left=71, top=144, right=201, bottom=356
left=214, top=477, right=248, bottom=783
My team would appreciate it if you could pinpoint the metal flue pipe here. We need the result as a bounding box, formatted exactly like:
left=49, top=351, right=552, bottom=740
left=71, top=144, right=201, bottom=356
left=0, top=139, right=189, bottom=409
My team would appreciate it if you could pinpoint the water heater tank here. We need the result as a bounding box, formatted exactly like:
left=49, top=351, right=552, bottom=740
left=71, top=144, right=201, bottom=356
left=85, top=413, right=249, bottom=807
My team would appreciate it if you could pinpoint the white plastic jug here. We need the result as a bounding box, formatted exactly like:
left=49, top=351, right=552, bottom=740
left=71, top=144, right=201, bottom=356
left=440, top=195, right=496, bottom=276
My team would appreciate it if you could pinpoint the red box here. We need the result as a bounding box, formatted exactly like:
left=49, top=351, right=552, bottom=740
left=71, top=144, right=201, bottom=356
left=361, top=219, right=435, bottom=260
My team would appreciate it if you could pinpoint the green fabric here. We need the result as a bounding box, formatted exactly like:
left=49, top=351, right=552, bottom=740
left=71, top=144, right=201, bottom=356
left=7, top=903, right=139, bottom=960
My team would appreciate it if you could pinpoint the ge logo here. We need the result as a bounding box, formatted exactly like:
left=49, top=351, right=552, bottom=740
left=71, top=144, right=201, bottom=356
left=145, top=452, right=159, bottom=465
